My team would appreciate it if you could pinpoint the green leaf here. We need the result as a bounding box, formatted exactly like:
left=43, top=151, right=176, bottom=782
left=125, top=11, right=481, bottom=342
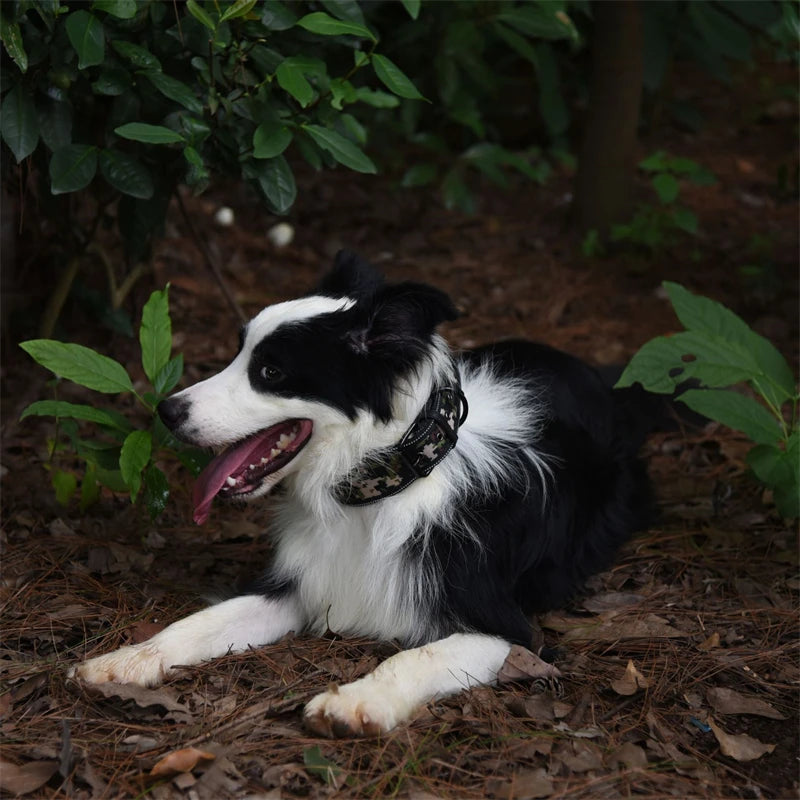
left=92, top=0, right=138, bottom=19
left=671, top=206, right=698, bottom=234
left=111, top=40, right=162, bottom=70
left=253, top=122, right=292, bottom=159
left=302, top=125, right=376, bottom=174
left=77, top=441, right=124, bottom=471
left=296, top=11, right=376, bottom=41
left=246, top=155, right=297, bottom=213
left=303, top=746, right=344, bottom=786
left=330, top=78, right=356, bottom=110
left=652, top=172, right=679, bottom=204
left=442, top=167, right=475, bottom=214
left=294, top=133, right=323, bottom=170
left=80, top=461, right=101, bottom=511
left=219, top=0, right=258, bottom=23
left=261, top=1, right=297, bottom=31
left=276, top=59, right=315, bottom=107
left=1, top=17, right=28, bottom=73
left=664, top=282, right=796, bottom=407
left=52, top=469, right=78, bottom=506
left=119, top=430, right=152, bottom=502
left=93, top=66, right=132, bottom=95
left=371, top=54, right=425, bottom=100
left=747, top=437, right=799, bottom=518
left=154, top=354, right=183, bottom=396
left=400, top=0, right=421, bottom=20
left=339, top=113, right=367, bottom=145
left=140, top=287, right=172, bottom=385
left=495, top=6, right=577, bottom=40
left=1, top=85, right=39, bottom=163
left=144, top=71, right=204, bottom=115
left=353, top=87, right=399, bottom=108
left=96, top=466, right=128, bottom=492
left=65, top=10, right=105, bottom=69
left=143, top=464, right=170, bottom=519
left=115, top=122, right=185, bottom=144
left=493, top=21, right=540, bottom=67
left=617, top=330, right=765, bottom=392
left=99, top=149, right=154, bottom=199
left=401, top=163, right=438, bottom=188
left=678, top=389, right=783, bottom=446
left=639, top=151, right=670, bottom=172
left=747, top=441, right=794, bottom=486
left=321, top=0, right=366, bottom=25
left=20, top=340, right=134, bottom=394
left=183, top=145, right=210, bottom=189
left=689, top=2, right=752, bottom=62
left=186, top=0, right=217, bottom=32
left=21, top=400, right=133, bottom=433
left=49, top=145, right=98, bottom=194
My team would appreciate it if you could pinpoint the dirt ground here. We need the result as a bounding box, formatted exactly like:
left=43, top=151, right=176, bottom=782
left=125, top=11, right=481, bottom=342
left=1, top=60, right=798, bottom=798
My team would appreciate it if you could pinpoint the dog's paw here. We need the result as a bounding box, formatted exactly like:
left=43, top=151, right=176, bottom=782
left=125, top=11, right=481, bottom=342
left=304, top=682, right=402, bottom=738
left=69, top=642, right=170, bottom=687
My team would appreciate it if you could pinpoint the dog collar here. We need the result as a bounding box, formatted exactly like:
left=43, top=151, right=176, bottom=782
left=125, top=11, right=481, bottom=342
left=333, top=381, right=469, bottom=506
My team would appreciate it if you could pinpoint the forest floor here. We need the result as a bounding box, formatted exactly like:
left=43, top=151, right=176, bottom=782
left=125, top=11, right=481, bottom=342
left=1, top=62, right=798, bottom=799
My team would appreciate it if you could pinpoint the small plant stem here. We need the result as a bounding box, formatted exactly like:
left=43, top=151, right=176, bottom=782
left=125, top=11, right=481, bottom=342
left=175, top=190, right=246, bottom=323
left=87, top=243, right=151, bottom=309
left=39, top=256, right=81, bottom=339
left=754, top=384, right=790, bottom=441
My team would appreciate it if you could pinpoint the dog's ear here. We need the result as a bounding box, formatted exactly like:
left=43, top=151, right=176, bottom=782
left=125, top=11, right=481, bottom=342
left=347, top=281, right=459, bottom=358
left=318, top=250, right=384, bottom=299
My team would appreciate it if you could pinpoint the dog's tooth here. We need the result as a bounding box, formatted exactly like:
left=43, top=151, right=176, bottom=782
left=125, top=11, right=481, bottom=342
left=226, top=476, right=237, bottom=487
left=260, top=457, right=268, bottom=466
left=270, top=448, right=281, bottom=458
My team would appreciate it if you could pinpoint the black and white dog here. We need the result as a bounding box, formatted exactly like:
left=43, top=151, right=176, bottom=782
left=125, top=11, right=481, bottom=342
left=72, top=253, right=652, bottom=736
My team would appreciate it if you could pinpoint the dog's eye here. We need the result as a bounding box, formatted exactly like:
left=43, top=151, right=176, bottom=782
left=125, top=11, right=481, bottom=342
left=260, top=365, right=284, bottom=383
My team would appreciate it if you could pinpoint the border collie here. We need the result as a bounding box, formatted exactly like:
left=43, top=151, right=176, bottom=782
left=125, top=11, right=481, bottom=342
left=72, top=252, right=652, bottom=737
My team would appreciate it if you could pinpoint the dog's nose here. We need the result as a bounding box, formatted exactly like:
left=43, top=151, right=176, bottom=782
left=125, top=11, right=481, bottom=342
left=158, top=397, right=190, bottom=431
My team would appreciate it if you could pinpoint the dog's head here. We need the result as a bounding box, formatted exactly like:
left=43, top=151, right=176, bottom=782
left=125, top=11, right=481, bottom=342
left=159, top=252, right=458, bottom=524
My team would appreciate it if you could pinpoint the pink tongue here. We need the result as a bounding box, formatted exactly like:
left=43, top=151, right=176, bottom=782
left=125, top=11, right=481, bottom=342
left=192, top=423, right=293, bottom=526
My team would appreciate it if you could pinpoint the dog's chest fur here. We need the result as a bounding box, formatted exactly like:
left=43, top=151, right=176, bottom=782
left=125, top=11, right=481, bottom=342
left=271, top=506, right=427, bottom=642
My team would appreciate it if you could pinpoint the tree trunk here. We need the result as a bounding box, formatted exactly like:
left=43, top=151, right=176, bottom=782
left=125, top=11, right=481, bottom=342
left=573, top=0, right=644, bottom=238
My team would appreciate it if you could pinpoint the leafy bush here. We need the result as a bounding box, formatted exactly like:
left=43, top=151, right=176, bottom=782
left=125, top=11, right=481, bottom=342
left=377, top=0, right=582, bottom=212
left=617, top=282, right=798, bottom=518
left=0, top=0, right=424, bottom=261
left=608, top=152, right=716, bottom=252
left=19, top=287, right=204, bottom=519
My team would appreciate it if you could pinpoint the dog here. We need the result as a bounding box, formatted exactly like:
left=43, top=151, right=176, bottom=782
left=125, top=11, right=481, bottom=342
left=72, top=252, right=652, bottom=737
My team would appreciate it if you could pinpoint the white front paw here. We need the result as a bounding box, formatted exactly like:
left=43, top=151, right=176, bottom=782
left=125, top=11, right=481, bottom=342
left=69, top=642, right=171, bottom=687
left=304, top=682, right=405, bottom=738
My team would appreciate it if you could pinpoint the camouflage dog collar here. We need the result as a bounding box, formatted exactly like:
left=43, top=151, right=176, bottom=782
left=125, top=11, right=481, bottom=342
left=333, top=382, right=469, bottom=506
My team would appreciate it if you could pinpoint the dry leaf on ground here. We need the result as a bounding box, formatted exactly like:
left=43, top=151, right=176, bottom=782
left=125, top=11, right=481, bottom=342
left=697, top=632, right=722, bottom=650
left=606, top=741, right=649, bottom=770
left=0, top=759, right=59, bottom=796
left=149, top=747, right=216, bottom=777
left=497, top=645, right=562, bottom=684
left=79, top=681, right=192, bottom=723
left=487, top=767, right=553, bottom=799
left=610, top=660, right=650, bottom=696
left=708, top=717, right=776, bottom=762
left=540, top=612, right=684, bottom=642
left=706, top=687, right=786, bottom=720
left=557, top=740, right=604, bottom=773
left=582, top=592, right=644, bottom=614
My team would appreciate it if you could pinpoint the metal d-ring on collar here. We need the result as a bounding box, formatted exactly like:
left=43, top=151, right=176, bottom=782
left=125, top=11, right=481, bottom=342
left=333, top=380, right=469, bottom=506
